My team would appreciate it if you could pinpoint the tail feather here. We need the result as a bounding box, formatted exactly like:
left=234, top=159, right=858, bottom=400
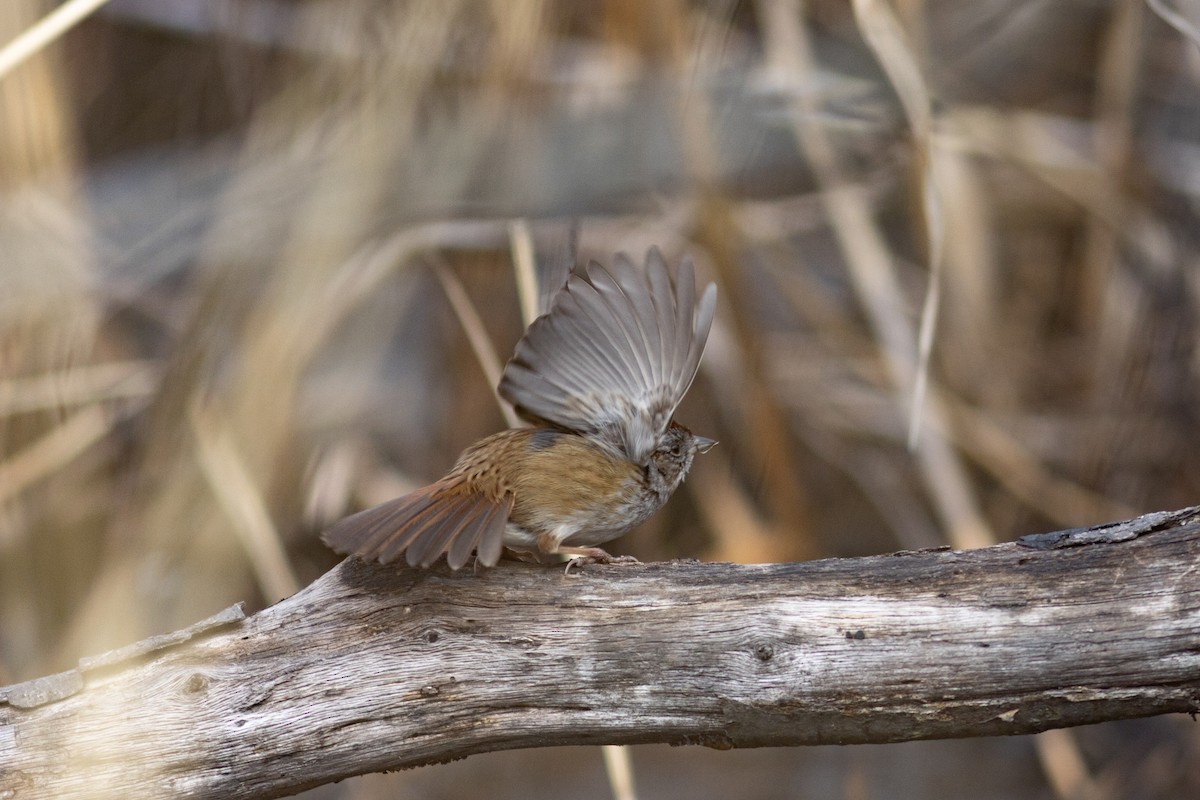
left=473, top=499, right=512, bottom=567
left=404, top=494, right=480, bottom=567
left=321, top=479, right=513, bottom=569
left=445, top=510, right=486, bottom=570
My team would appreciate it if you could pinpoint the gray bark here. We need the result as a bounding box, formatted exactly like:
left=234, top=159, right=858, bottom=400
left=3, top=507, right=1200, bottom=800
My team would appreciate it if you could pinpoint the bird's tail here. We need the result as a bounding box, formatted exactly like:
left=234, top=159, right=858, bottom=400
left=321, top=478, right=513, bottom=569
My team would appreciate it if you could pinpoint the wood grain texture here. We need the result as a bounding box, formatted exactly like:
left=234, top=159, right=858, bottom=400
left=3, top=507, right=1200, bottom=800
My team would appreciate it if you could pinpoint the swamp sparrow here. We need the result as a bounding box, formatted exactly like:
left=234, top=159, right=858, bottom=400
left=321, top=247, right=717, bottom=569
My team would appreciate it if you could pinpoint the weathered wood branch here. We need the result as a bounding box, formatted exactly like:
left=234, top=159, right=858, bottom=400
left=3, top=507, right=1200, bottom=799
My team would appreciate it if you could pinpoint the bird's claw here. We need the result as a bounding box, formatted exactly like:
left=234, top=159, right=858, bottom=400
left=563, top=553, right=642, bottom=575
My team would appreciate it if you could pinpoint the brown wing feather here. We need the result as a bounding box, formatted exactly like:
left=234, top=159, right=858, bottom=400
left=321, top=478, right=513, bottom=569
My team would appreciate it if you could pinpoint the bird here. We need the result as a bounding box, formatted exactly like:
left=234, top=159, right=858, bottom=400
left=321, top=246, right=718, bottom=570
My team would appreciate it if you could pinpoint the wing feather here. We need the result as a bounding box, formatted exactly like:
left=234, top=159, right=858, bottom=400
left=645, top=249, right=677, bottom=391
left=602, top=255, right=662, bottom=385
left=585, top=260, right=658, bottom=390
left=681, top=282, right=718, bottom=402
left=498, top=247, right=717, bottom=461
left=559, top=280, right=650, bottom=391
left=543, top=306, right=630, bottom=391
left=670, top=256, right=697, bottom=388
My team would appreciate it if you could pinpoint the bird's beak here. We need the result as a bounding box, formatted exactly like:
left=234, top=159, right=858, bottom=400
left=694, top=435, right=717, bottom=453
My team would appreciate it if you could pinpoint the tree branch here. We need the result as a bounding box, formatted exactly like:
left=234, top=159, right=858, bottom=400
left=4, top=507, right=1200, bottom=799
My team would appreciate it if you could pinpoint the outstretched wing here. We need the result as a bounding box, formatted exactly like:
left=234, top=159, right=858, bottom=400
left=498, top=247, right=717, bottom=462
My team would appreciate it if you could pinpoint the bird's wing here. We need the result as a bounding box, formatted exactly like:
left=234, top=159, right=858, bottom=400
left=498, top=247, right=717, bottom=462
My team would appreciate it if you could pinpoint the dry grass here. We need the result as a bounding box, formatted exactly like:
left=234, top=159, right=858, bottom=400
left=3, top=1, right=1199, bottom=798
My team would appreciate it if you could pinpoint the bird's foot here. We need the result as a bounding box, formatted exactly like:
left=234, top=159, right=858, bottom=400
left=558, top=547, right=641, bottom=575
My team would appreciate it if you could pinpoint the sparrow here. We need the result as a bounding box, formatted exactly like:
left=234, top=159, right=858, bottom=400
left=321, top=246, right=717, bottom=569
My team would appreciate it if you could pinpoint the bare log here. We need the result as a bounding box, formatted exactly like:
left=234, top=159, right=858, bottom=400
left=2, top=507, right=1200, bottom=799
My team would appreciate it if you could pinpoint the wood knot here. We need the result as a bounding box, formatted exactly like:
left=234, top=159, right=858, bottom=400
left=183, top=673, right=209, bottom=694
